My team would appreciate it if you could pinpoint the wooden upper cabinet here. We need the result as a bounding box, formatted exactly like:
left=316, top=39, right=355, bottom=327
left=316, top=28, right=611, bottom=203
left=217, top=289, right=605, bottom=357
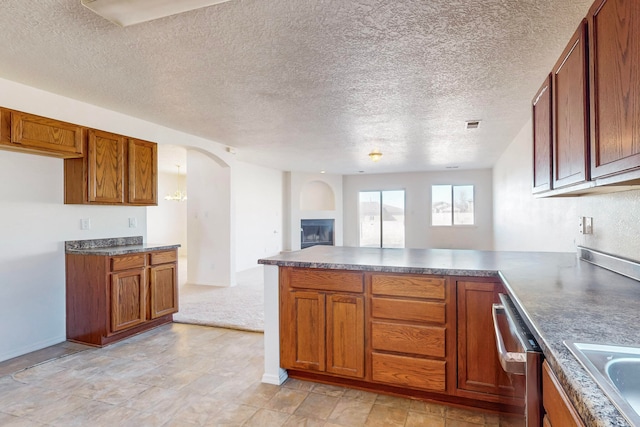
left=588, top=0, right=640, bottom=179
left=532, top=75, right=553, bottom=193
left=128, top=138, right=157, bottom=205
left=0, top=110, right=83, bottom=158
left=65, top=130, right=158, bottom=206
left=88, top=129, right=126, bottom=204
left=0, top=108, right=10, bottom=144
left=552, top=21, right=590, bottom=189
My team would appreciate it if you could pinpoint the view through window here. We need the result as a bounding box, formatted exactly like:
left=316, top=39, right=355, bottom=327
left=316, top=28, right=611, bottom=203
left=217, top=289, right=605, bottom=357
left=359, top=190, right=405, bottom=248
left=432, top=185, right=474, bottom=226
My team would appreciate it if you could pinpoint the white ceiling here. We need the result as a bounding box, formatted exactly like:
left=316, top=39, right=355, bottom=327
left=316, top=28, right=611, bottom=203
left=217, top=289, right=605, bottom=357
left=0, top=0, right=593, bottom=174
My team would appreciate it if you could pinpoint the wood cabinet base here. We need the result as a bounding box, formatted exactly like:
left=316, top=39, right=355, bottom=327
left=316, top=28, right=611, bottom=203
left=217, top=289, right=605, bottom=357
left=287, top=369, right=524, bottom=416
left=67, top=315, right=173, bottom=347
left=66, top=250, right=178, bottom=347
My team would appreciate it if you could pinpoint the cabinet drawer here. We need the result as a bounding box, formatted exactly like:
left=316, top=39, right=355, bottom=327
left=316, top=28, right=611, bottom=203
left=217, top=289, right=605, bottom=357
left=150, top=250, right=177, bottom=265
left=372, top=352, right=446, bottom=392
left=371, top=322, right=445, bottom=357
left=111, top=254, right=146, bottom=271
left=289, top=268, right=363, bottom=293
left=371, top=297, right=445, bottom=324
left=371, top=274, right=445, bottom=300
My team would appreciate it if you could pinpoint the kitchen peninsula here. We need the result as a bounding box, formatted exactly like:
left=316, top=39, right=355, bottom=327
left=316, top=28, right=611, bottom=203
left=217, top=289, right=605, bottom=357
left=259, top=246, right=640, bottom=426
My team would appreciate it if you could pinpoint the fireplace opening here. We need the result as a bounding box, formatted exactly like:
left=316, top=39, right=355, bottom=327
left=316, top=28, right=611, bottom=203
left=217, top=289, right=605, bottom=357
left=301, top=219, right=334, bottom=249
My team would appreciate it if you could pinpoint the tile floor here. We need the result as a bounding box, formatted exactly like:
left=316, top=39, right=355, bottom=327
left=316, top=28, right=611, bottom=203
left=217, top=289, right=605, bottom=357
left=0, top=324, right=525, bottom=426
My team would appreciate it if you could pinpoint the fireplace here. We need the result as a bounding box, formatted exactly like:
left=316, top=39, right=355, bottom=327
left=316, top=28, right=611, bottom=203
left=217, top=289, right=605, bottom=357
left=301, top=219, right=335, bottom=249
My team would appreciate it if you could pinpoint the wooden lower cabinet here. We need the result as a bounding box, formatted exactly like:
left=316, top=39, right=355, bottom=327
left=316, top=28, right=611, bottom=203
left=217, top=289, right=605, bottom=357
left=281, top=268, right=524, bottom=413
left=66, top=249, right=178, bottom=346
left=280, top=268, right=365, bottom=379
left=542, top=361, right=585, bottom=426
left=371, top=352, right=446, bottom=392
left=456, top=279, right=524, bottom=404
left=149, top=262, right=179, bottom=319
left=369, top=273, right=454, bottom=394
left=282, top=290, right=326, bottom=372
left=326, top=293, right=365, bottom=377
left=110, top=268, right=146, bottom=333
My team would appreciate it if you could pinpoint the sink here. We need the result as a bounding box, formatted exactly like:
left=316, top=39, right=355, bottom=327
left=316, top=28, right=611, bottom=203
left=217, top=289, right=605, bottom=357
left=565, top=341, right=640, bottom=426
left=606, top=358, right=640, bottom=413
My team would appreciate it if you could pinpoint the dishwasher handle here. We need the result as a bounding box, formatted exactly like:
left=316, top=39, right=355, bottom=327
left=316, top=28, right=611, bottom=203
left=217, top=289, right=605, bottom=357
left=492, top=303, right=527, bottom=375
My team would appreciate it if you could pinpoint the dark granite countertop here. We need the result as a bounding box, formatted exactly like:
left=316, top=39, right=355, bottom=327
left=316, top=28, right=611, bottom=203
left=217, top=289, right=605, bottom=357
left=65, top=236, right=180, bottom=256
left=259, top=246, right=640, bottom=427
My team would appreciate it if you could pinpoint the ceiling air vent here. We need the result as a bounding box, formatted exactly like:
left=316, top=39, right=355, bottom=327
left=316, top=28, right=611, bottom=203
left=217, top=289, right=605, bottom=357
left=465, top=120, right=481, bottom=130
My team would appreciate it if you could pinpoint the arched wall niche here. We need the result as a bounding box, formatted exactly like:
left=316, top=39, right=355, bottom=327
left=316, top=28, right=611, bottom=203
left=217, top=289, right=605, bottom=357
left=300, top=180, right=335, bottom=211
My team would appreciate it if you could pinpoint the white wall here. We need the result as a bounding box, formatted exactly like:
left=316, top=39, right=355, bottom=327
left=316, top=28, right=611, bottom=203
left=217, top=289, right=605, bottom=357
left=493, top=118, right=640, bottom=258
left=0, top=77, right=235, bottom=362
left=0, top=150, right=146, bottom=362
left=147, top=170, right=188, bottom=256
left=187, top=150, right=235, bottom=286
left=234, top=161, right=284, bottom=271
left=343, top=170, right=494, bottom=250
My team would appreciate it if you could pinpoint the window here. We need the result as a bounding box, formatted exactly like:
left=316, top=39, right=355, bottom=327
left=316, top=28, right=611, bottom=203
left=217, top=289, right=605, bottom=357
left=431, top=185, right=474, bottom=226
left=358, top=190, right=405, bottom=248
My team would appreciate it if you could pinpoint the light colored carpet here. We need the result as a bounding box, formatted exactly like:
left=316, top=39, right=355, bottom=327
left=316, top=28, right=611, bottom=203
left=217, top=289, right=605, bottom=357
left=173, top=265, right=265, bottom=333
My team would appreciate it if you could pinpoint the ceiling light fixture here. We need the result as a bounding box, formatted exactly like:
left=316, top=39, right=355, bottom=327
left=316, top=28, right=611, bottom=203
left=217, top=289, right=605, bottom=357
left=81, top=0, right=234, bottom=27
left=368, top=149, right=383, bottom=162
left=164, top=165, right=187, bottom=202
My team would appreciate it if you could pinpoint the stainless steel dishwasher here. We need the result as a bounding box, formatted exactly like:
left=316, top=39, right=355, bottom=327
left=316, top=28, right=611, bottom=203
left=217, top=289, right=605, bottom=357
left=493, top=293, right=544, bottom=427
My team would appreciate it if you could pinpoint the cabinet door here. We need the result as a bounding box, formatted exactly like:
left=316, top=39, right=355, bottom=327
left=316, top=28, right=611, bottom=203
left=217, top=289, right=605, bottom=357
left=326, top=294, right=364, bottom=378
left=542, top=361, right=585, bottom=426
left=0, top=108, right=10, bottom=144
left=589, top=0, right=640, bottom=179
left=532, top=75, right=553, bottom=193
left=9, top=111, right=83, bottom=158
left=457, top=280, right=522, bottom=398
left=149, top=263, right=178, bottom=319
left=128, top=138, right=157, bottom=205
left=88, top=129, right=125, bottom=204
left=552, top=21, right=589, bottom=189
left=281, top=291, right=326, bottom=372
left=111, top=268, right=146, bottom=333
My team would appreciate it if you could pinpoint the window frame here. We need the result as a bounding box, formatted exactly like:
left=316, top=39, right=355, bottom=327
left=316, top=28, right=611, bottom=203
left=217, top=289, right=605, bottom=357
left=431, top=184, right=475, bottom=227
left=358, top=189, right=406, bottom=248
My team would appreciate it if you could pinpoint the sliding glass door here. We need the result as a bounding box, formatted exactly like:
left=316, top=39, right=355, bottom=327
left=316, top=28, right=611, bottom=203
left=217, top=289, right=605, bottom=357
left=358, top=190, right=405, bottom=248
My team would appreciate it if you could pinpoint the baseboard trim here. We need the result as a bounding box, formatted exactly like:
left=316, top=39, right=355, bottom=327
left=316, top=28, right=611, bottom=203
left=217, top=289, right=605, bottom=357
left=262, top=369, right=288, bottom=385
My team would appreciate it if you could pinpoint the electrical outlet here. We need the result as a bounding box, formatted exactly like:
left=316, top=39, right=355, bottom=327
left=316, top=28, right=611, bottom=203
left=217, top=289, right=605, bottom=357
left=584, top=217, right=593, bottom=234
left=80, top=218, right=91, bottom=230
left=128, top=217, right=137, bottom=228
left=579, top=217, right=593, bottom=234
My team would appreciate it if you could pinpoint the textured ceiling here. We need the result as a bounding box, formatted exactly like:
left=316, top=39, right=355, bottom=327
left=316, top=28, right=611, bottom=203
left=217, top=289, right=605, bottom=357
left=0, top=0, right=593, bottom=174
